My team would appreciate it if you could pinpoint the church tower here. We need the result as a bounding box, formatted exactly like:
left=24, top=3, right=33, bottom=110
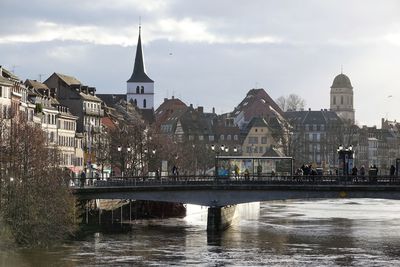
left=127, top=26, right=154, bottom=109
left=330, top=72, right=355, bottom=124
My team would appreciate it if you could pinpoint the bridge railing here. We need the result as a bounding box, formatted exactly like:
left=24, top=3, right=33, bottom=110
left=70, top=174, right=400, bottom=188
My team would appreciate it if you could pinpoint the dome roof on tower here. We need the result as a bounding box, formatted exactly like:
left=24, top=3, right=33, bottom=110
left=331, top=73, right=353, bottom=89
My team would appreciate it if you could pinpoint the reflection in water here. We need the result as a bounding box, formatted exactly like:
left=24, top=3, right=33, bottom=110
left=2, top=199, right=400, bottom=266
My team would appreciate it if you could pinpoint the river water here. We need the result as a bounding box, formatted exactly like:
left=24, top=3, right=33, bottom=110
left=2, top=198, right=400, bottom=266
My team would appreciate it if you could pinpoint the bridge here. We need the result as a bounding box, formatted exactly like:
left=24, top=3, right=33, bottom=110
left=71, top=175, right=400, bottom=231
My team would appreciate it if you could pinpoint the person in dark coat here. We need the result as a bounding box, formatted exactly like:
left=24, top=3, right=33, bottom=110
left=80, top=171, right=86, bottom=188
left=390, top=165, right=396, bottom=176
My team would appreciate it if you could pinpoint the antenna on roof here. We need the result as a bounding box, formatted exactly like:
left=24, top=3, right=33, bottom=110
left=38, top=73, right=46, bottom=82
left=11, top=65, right=19, bottom=74
left=341, top=64, right=343, bottom=74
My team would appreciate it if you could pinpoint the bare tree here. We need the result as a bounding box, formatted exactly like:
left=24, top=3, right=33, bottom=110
left=0, top=115, right=76, bottom=246
left=276, top=94, right=306, bottom=111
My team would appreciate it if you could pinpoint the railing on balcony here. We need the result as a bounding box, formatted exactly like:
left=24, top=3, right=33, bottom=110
left=83, top=108, right=104, bottom=116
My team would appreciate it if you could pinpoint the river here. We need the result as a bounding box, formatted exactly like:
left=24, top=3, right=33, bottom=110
left=2, top=198, right=400, bottom=266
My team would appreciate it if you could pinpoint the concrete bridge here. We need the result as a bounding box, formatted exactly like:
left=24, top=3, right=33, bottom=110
left=71, top=175, right=400, bottom=230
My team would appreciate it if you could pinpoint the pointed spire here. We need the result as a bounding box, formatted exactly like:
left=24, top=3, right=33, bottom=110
left=127, top=25, right=153, bottom=83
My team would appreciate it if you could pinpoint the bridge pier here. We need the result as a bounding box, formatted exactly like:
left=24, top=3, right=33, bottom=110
left=207, top=205, right=237, bottom=232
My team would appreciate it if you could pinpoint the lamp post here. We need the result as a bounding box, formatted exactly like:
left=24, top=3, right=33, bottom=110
left=337, top=144, right=354, bottom=176
left=143, top=148, right=156, bottom=176
left=117, top=145, right=132, bottom=177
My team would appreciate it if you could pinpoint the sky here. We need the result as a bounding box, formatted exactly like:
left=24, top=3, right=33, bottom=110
left=1, top=0, right=400, bottom=127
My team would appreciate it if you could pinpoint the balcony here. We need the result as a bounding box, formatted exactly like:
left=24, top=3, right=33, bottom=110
left=83, top=108, right=104, bottom=117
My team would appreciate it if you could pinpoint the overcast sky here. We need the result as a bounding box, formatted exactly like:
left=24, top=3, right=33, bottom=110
left=1, top=0, right=400, bottom=126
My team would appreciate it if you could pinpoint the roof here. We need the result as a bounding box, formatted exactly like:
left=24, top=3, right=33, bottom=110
left=97, top=94, right=126, bottom=107
left=25, top=79, right=50, bottom=90
left=247, top=117, right=269, bottom=129
left=232, top=88, right=285, bottom=124
left=0, top=76, right=13, bottom=86
left=285, top=109, right=342, bottom=126
left=155, top=97, right=188, bottom=125
left=331, top=73, right=353, bottom=89
left=55, top=73, right=81, bottom=86
left=2, top=67, right=19, bottom=81
left=127, top=27, right=154, bottom=83
left=79, top=92, right=102, bottom=102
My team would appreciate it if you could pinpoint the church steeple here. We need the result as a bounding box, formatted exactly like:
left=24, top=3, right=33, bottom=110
left=127, top=26, right=153, bottom=83
left=126, top=25, right=155, bottom=110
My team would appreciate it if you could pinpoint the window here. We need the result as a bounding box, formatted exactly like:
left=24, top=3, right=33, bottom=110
left=198, top=135, right=204, bottom=141
left=261, top=137, right=267, bottom=144
left=143, top=99, right=146, bottom=108
left=234, top=135, right=238, bottom=141
left=341, top=96, right=344, bottom=105
left=227, top=135, right=231, bottom=141
left=333, top=96, right=336, bottom=105
left=136, top=86, right=139, bottom=94
left=209, top=135, right=214, bottom=141
left=246, top=146, right=252, bottom=153
left=258, top=147, right=263, bottom=153
left=141, top=86, right=144, bottom=94
left=0, top=86, right=2, bottom=97
left=248, top=136, right=258, bottom=144
left=188, top=135, right=194, bottom=141
left=134, top=99, right=137, bottom=105
left=220, top=135, right=224, bottom=141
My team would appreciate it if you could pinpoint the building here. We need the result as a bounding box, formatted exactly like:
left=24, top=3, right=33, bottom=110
left=242, top=117, right=279, bottom=157
left=330, top=72, right=355, bottom=124
left=285, top=109, right=345, bottom=168
left=25, top=79, right=83, bottom=173
left=44, top=73, right=103, bottom=174
left=0, top=66, right=14, bottom=119
left=155, top=96, right=188, bottom=127
left=126, top=26, right=154, bottom=110
left=231, top=88, right=285, bottom=130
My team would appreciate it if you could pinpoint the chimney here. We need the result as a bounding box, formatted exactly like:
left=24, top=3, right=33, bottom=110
left=172, top=95, right=175, bottom=99
left=308, top=108, right=311, bottom=111
left=198, top=106, right=203, bottom=113
left=189, top=103, right=193, bottom=109
left=164, top=98, right=168, bottom=102
left=212, top=107, right=215, bottom=114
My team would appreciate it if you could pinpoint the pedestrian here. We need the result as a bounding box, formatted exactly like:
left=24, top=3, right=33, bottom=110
left=234, top=165, right=240, bottom=179
left=172, top=165, right=177, bottom=176
left=352, top=166, right=358, bottom=176
left=80, top=171, right=86, bottom=188
left=390, top=165, right=396, bottom=176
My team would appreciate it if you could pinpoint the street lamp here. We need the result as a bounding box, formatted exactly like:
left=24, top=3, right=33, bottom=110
left=117, top=146, right=132, bottom=177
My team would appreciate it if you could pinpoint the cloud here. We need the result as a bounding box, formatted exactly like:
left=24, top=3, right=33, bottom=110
left=0, top=18, right=282, bottom=46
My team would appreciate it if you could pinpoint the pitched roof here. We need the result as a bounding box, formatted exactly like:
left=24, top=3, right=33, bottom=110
left=55, top=73, right=81, bottom=86
left=285, top=109, right=342, bottom=125
left=97, top=94, right=126, bottom=107
left=127, top=27, right=154, bottom=83
left=0, top=76, right=13, bottom=86
left=79, top=92, right=102, bottom=102
left=25, top=79, right=50, bottom=90
left=232, top=88, right=285, bottom=123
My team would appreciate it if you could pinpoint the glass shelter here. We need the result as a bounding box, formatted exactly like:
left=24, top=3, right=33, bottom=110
left=216, top=156, right=293, bottom=177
